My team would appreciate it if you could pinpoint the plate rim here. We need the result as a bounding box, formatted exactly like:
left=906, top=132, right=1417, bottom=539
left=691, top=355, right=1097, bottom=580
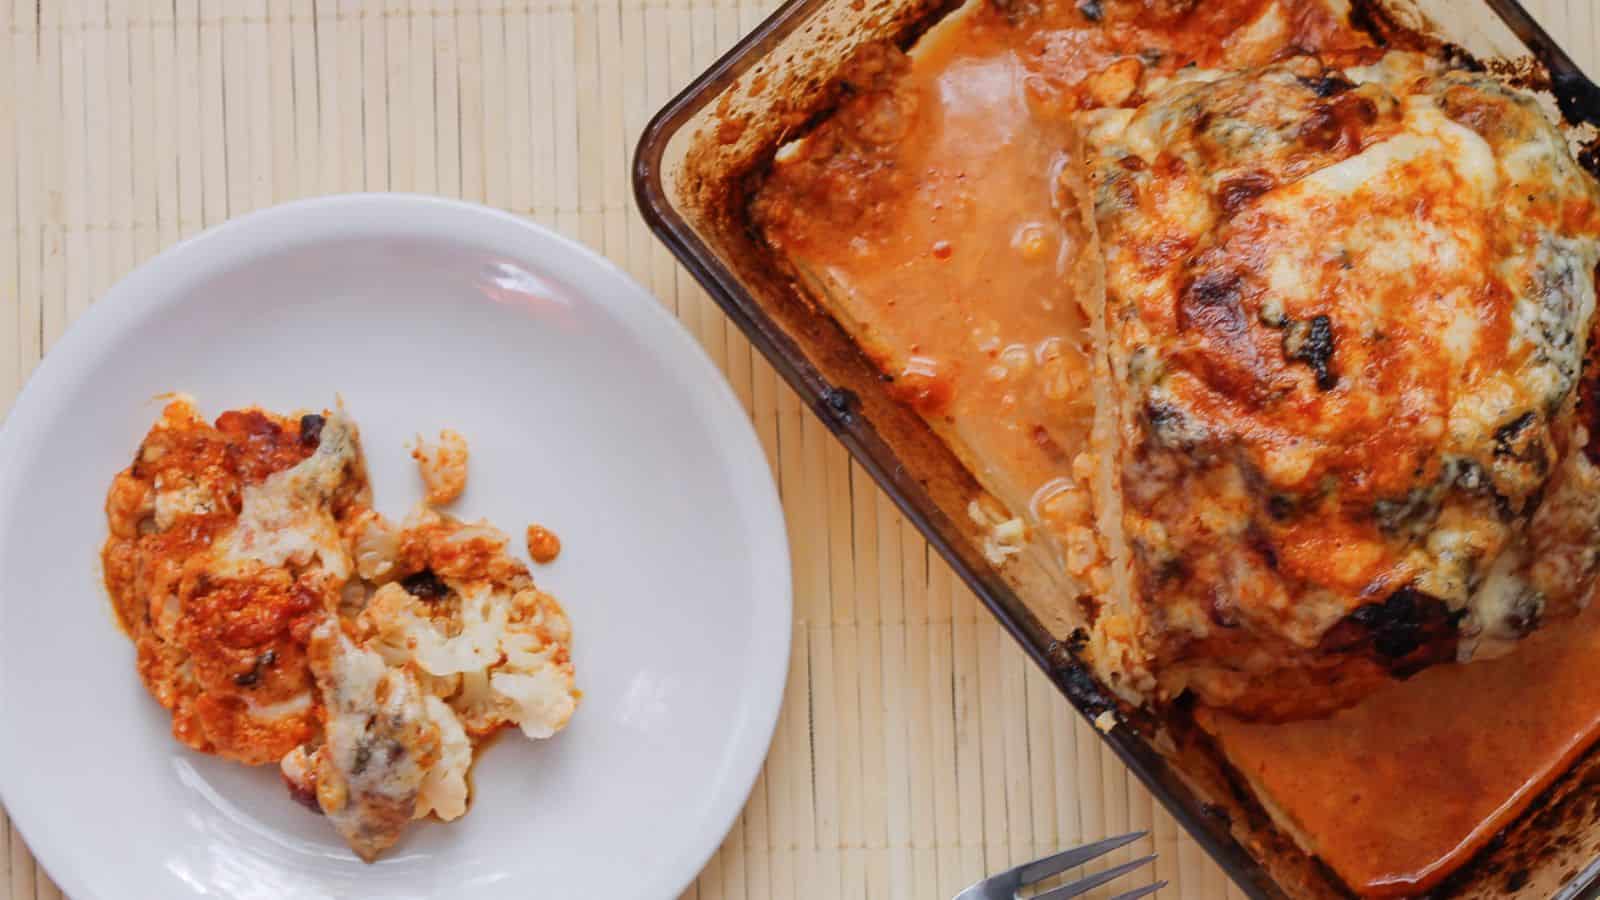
left=0, top=192, right=793, bottom=900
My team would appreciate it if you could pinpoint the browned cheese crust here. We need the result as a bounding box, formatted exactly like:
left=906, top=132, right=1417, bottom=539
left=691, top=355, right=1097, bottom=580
left=101, top=399, right=369, bottom=763
left=1085, top=52, right=1600, bottom=717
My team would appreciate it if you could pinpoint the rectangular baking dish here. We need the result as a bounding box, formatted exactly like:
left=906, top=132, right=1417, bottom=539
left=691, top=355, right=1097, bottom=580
left=632, top=3, right=1600, bottom=897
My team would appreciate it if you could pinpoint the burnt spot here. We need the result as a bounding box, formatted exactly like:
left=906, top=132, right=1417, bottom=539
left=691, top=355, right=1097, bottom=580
left=1058, top=662, right=1116, bottom=718
left=1064, top=627, right=1091, bottom=653
left=1282, top=315, right=1338, bottom=390
left=1216, top=171, right=1275, bottom=216
left=1325, top=587, right=1463, bottom=674
left=1243, top=526, right=1278, bottom=571
left=819, top=387, right=859, bottom=428
left=1450, top=457, right=1489, bottom=492
left=1505, top=869, right=1530, bottom=892
left=1177, top=271, right=1247, bottom=334
left=298, top=414, right=325, bottom=448
left=1582, top=300, right=1600, bottom=462
left=1379, top=458, right=1500, bottom=533
left=1502, top=590, right=1542, bottom=637
left=1143, top=401, right=1203, bottom=449
left=1493, top=411, right=1537, bottom=458
left=232, top=648, right=278, bottom=687
left=1175, top=257, right=1279, bottom=407
left=1492, top=410, right=1552, bottom=488
left=1580, top=141, right=1600, bottom=178
left=1266, top=494, right=1296, bottom=521
left=1374, top=484, right=1441, bottom=536
left=1200, top=803, right=1232, bottom=825
left=401, top=569, right=450, bottom=600
left=1297, top=95, right=1379, bottom=153
left=1075, top=0, right=1103, bottom=22
left=352, top=742, right=372, bottom=776
left=1076, top=594, right=1102, bottom=626
left=1154, top=556, right=1189, bottom=583
left=1300, top=73, right=1356, bottom=98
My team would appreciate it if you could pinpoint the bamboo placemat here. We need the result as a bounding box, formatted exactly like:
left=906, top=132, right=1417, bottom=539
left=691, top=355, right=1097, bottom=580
left=0, top=2, right=1596, bottom=898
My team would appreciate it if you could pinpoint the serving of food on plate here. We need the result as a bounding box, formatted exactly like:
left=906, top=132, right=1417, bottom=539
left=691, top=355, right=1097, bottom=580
left=640, top=0, right=1600, bottom=895
left=0, top=196, right=791, bottom=900
left=102, top=397, right=578, bottom=860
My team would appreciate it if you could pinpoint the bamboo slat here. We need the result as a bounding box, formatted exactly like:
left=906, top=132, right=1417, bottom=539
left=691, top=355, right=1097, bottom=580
left=0, top=2, right=1596, bottom=898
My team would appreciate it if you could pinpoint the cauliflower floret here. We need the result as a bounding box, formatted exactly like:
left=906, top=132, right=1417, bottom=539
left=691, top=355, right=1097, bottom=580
left=412, top=429, right=469, bottom=506
left=349, top=508, right=401, bottom=581
left=413, top=696, right=472, bottom=821
left=450, top=589, right=577, bottom=738
left=491, top=663, right=577, bottom=739
left=355, top=529, right=578, bottom=742
left=362, top=582, right=508, bottom=677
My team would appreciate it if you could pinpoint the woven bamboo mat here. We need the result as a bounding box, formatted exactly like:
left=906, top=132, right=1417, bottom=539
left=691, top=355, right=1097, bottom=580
left=0, top=2, right=1596, bottom=898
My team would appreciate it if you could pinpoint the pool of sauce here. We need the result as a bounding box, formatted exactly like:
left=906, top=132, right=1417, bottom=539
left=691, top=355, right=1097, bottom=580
left=759, top=7, right=1102, bottom=550
left=1201, top=601, right=1600, bottom=896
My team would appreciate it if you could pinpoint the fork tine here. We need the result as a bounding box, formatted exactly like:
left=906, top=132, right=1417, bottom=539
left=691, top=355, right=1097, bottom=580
left=1017, top=831, right=1147, bottom=885
left=1033, top=855, right=1158, bottom=900
left=1110, top=880, right=1168, bottom=900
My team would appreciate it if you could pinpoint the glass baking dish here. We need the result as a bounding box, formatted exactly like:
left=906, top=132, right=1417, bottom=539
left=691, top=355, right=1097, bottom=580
left=632, top=3, right=1600, bottom=896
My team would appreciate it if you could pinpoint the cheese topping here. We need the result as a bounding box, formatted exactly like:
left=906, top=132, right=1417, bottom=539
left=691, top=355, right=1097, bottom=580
left=1088, top=53, right=1600, bottom=716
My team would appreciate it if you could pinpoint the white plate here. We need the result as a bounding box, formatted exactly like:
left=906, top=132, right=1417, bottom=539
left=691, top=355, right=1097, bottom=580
left=0, top=195, right=791, bottom=900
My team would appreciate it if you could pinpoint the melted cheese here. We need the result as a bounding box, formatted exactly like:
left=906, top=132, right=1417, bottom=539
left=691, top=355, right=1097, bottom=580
left=414, top=696, right=472, bottom=821
left=310, top=620, right=437, bottom=862
left=1086, top=52, right=1600, bottom=715
left=219, top=413, right=358, bottom=581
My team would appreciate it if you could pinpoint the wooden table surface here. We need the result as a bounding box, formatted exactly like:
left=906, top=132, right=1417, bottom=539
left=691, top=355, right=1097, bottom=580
left=0, top=2, right=1596, bottom=898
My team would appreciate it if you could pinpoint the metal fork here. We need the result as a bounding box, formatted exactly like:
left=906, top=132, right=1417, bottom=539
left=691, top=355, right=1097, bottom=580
left=953, top=831, right=1163, bottom=900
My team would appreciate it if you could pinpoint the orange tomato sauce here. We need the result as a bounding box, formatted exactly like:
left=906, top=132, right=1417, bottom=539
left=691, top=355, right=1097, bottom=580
left=1201, top=601, right=1600, bottom=896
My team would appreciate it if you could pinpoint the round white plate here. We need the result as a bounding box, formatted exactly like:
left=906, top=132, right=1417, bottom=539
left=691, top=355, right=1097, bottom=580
left=0, top=195, right=791, bottom=900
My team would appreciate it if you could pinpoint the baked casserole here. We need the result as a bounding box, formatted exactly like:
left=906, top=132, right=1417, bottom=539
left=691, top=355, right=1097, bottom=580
left=742, top=0, right=1600, bottom=894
